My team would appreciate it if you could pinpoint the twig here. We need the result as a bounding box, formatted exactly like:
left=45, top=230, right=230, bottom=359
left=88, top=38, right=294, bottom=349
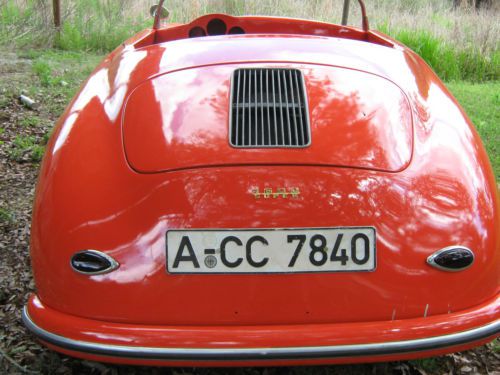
left=11, top=29, right=32, bottom=41
left=0, top=346, right=38, bottom=374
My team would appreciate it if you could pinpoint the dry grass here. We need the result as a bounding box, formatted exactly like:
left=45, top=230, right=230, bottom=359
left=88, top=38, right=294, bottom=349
left=142, top=0, right=500, bottom=55
left=2, top=0, right=499, bottom=54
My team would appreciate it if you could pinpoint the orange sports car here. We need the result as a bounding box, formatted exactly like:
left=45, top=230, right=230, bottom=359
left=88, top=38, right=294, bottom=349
left=23, top=0, right=499, bottom=367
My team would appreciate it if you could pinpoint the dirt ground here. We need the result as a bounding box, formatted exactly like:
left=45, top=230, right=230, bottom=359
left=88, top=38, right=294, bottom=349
left=0, top=51, right=498, bottom=375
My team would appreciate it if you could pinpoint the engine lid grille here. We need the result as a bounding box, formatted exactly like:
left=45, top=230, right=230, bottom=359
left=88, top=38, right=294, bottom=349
left=230, top=68, right=310, bottom=148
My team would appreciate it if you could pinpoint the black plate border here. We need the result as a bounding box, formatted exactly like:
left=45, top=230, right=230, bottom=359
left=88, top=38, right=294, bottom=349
left=165, top=226, right=377, bottom=275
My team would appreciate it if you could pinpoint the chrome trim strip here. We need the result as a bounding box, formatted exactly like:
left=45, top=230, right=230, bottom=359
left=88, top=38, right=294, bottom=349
left=22, top=307, right=499, bottom=361
left=427, top=246, right=474, bottom=272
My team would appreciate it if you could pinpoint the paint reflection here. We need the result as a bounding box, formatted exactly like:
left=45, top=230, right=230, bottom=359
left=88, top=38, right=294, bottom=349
left=37, top=34, right=498, bottom=325
left=124, top=64, right=413, bottom=173
left=52, top=48, right=146, bottom=154
left=306, top=67, right=412, bottom=171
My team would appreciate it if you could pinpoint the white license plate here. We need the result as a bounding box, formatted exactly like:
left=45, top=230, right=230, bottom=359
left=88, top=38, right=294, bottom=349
left=166, top=227, right=376, bottom=274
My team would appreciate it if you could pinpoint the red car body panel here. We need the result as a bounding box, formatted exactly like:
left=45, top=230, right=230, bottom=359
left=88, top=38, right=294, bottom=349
left=27, top=293, right=498, bottom=366
left=123, top=64, right=412, bottom=173
left=25, top=13, right=499, bottom=366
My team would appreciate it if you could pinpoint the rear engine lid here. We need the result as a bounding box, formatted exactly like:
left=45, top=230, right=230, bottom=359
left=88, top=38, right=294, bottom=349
left=123, top=64, right=413, bottom=173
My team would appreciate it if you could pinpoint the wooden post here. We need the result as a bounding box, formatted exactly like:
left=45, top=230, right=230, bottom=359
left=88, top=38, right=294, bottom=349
left=53, top=0, right=61, bottom=29
left=341, top=0, right=350, bottom=25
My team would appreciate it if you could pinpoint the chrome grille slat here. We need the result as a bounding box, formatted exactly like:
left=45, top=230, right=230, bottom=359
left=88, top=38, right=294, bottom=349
left=282, top=70, right=292, bottom=145
left=266, top=69, right=271, bottom=145
left=288, top=70, right=298, bottom=146
left=231, top=68, right=309, bottom=148
left=247, top=69, right=252, bottom=145
left=260, top=69, right=264, bottom=145
left=272, top=70, right=278, bottom=145
left=277, top=69, right=284, bottom=145
left=242, top=70, right=246, bottom=145
left=293, top=70, right=306, bottom=145
left=234, top=70, right=240, bottom=145
left=254, top=69, right=258, bottom=145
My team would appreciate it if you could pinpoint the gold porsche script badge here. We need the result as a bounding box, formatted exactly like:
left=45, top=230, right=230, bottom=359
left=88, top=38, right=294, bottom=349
left=251, top=187, right=300, bottom=199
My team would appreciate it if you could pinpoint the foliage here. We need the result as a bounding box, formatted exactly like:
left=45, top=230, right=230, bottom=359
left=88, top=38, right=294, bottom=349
left=0, top=0, right=498, bottom=82
left=54, top=2, right=149, bottom=52
left=32, top=60, right=54, bottom=86
left=447, top=81, right=500, bottom=179
left=20, top=115, right=41, bottom=128
left=7, top=135, right=44, bottom=162
left=409, top=357, right=444, bottom=373
left=0, top=0, right=149, bottom=52
left=378, top=26, right=499, bottom=81
left=0, top=207, right=13, bottom=223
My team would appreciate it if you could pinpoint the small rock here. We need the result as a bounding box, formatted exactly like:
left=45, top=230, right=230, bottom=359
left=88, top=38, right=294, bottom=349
left=18, top=95, right=37, bottom=109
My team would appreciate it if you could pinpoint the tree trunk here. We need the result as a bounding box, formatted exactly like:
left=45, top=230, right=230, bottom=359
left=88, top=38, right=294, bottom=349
left=52, top=0, right=61, bottom=29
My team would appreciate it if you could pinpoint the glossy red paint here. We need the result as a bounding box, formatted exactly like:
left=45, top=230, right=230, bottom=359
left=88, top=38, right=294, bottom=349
left=123, top=64, right=412, bottom=173
left=26, top=293, right=499, bottom=366
left=137, top=13, right=395, bottom=49
left=27, top=13, right=499, bottom=366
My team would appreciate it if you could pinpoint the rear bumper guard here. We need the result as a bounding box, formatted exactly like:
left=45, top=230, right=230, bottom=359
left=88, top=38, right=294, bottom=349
left=22, top=306, right=500, bottom=361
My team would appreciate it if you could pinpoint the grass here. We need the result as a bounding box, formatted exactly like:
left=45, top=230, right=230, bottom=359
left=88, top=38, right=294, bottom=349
left=0, top=1, right=498, bottom=82
left=0, top=0, right=150, bottom=51
left=0, top=207, right=13, bottom=223
left=447, top=81, right=500, bottom=179
left=0, top=49, right=102, bottom=166
left=32, top=60, right=54, bottom=87
left=25, top=49, right=103, bottom=114
left=8, top=135, right=44, bottom=162
left=409, top=357, right=443, bottom=373
left=378, top=26, right=499, bottom=81
left=19, top=115, right=41, bottom=128
left=492, top=340, right=500, bottom=353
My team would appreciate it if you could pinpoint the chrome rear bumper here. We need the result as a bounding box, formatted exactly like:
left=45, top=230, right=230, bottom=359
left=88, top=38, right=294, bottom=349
left=22, top=306, right=500, bottom=361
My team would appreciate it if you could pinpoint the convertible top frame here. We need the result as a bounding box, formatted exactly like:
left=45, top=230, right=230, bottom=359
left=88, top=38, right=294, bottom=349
left=152, top=0, right=370, bottom=32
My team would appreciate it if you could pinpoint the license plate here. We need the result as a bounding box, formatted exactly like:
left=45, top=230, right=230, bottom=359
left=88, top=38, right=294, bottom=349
left=166, top=227, right=376, bottom=274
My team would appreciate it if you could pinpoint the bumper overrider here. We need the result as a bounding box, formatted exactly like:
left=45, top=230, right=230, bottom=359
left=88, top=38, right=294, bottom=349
left=23, top=294, right=499, bottom=366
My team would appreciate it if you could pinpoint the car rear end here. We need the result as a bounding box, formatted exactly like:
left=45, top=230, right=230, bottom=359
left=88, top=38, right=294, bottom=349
left=24, top=15, right=499, bottom=366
